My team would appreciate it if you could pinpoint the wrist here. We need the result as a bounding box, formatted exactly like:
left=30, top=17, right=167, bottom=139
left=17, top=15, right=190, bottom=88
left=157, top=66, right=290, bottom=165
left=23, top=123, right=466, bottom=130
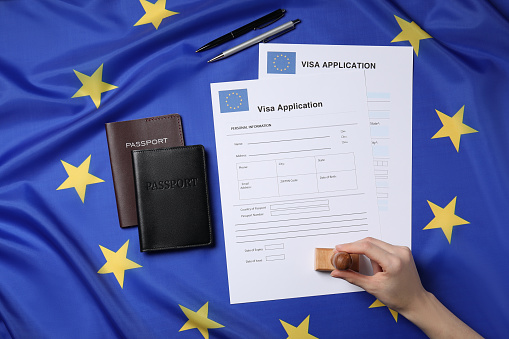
left=398, top=289, right=435, bottom=323
left=399, top=291, right=482, bottom=338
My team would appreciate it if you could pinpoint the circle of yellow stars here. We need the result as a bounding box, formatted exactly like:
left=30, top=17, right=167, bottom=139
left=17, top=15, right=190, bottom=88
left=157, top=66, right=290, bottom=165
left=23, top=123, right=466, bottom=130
left=60, top=8, right=482, bottom=333
left=225, top=92, right=244, bottom=110
left=273, top=53, right=292, bottom=72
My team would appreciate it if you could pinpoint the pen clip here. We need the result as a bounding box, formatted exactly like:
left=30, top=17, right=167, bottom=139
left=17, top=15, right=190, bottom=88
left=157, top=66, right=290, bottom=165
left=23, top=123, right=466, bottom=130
left=262, top=25, right=296, bottom=43
left=255, top=11, right=286, bottom=29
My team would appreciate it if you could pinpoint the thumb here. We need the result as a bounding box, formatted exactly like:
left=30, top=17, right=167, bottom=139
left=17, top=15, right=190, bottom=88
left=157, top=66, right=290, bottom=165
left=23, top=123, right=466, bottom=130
left=331, top=269, right=372, bottom=291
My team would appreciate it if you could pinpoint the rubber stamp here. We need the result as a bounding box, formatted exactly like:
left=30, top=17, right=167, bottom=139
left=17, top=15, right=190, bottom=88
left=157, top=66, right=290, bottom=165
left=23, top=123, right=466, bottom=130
left=314, top=248, right=359, bottom=272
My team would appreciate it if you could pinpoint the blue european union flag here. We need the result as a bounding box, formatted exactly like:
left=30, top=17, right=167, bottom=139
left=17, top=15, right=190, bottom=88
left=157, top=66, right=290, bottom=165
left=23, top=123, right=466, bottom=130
left=267, top=52, right=296, bottom=74
left=219, top=89, right=249, bottom=113
left=1, top=0, right=509, bottom=337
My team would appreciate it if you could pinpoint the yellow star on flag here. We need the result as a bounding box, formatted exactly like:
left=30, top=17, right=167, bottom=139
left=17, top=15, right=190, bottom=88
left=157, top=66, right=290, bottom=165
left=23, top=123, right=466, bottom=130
left=280, top=315, right=318, bottom=339
left=432, top=106, right=478, bottom=152
left=369, top=299, right=398, bottom=322
left=391, top=15, right=432, bottom=56
left=424, top=197, right=470, bottom=244
left=179, top=302, right=224, bottom=339
left=72, top=64, right=118, bottom=109
left=56, top=155, right=104, bottom=203
left=134, top=0, right=179, bottom=30
left=97, top=240, right=142, bottom=288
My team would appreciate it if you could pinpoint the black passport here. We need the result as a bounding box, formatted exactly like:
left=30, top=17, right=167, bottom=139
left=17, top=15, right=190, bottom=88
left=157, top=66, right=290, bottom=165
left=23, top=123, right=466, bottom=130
left=132, top=145, right=212, bottom=252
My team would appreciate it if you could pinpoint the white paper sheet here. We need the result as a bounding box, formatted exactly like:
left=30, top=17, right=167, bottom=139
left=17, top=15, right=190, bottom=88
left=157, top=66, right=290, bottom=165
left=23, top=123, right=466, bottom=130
left=259, top=44, right=413, bottom=248
left=211, top=73, right=381, bottom=303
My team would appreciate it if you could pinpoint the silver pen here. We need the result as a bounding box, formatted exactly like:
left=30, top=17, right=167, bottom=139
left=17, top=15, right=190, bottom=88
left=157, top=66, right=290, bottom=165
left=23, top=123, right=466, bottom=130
left=208, top=19, right=301, bottom=62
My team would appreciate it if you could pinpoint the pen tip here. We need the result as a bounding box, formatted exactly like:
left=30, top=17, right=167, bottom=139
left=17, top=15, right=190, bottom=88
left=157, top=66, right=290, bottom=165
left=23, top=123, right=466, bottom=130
left=208, top=54, right=223, bottom=63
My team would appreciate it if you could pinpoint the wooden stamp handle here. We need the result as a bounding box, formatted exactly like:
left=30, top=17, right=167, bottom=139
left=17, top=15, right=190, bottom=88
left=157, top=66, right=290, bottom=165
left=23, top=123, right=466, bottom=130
left=314, top=248, right=359, bottom=272
left=330, top=251, right=353, bottom=270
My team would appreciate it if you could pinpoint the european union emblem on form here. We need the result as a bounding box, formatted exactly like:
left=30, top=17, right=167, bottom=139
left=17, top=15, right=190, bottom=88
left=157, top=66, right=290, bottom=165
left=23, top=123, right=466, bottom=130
left=267, top=52, right=296, bottom=74
left=219, top=89, right=249, bottom=113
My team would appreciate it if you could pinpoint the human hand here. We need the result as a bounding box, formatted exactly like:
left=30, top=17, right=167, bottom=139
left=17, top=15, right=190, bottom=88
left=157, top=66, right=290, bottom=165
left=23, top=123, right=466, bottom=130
left=332, top=237, right=483, bottom=338
left=331, top=237, right=427, bottom=315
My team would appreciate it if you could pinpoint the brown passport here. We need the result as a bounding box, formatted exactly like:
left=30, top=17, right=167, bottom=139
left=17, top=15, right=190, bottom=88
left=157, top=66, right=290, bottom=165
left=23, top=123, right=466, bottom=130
left=105, top=114, right=184, bottom=228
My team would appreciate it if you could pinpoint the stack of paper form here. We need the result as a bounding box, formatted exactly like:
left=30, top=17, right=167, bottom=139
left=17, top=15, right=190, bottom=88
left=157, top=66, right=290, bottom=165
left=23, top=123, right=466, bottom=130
left=210, top=44, right=413, bottom=304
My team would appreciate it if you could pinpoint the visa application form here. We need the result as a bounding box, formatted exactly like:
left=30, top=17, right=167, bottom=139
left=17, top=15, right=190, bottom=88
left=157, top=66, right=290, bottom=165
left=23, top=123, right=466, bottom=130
left=259, top=44, right=413, bottom=248
left=211, top=72, right=381, bottom=303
